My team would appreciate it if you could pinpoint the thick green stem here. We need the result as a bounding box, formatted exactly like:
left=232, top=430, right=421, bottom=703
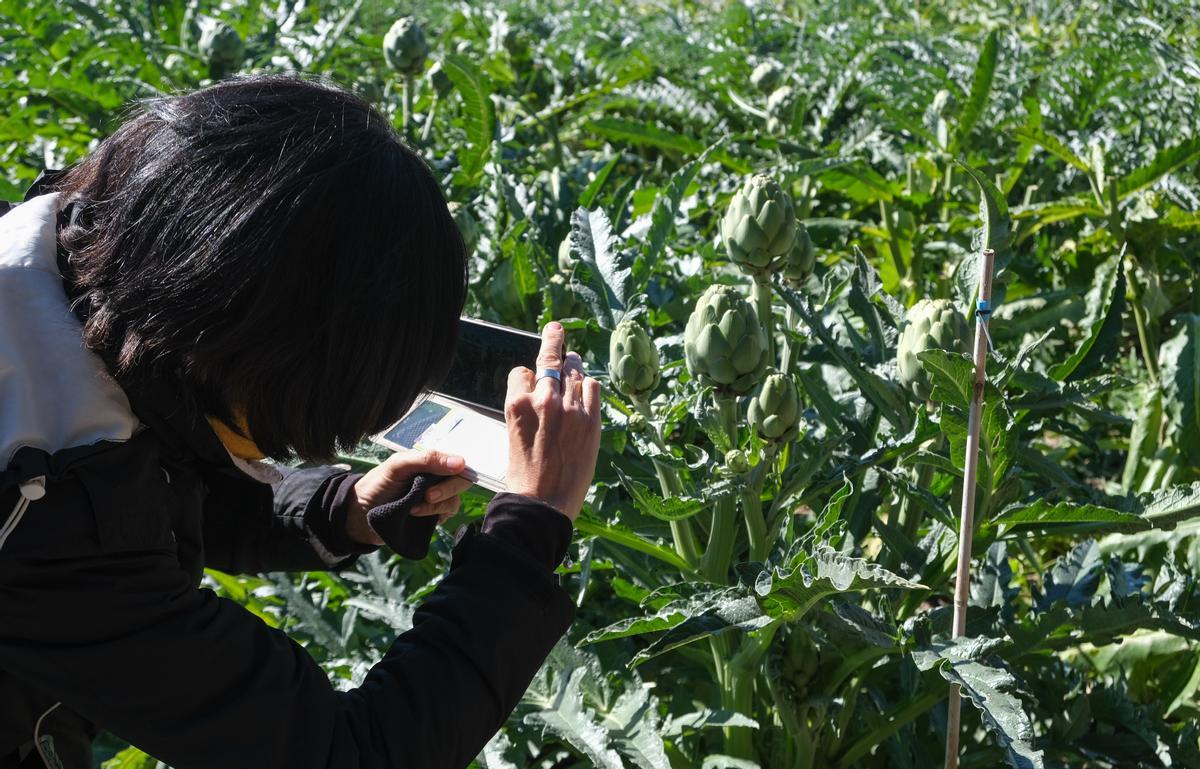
left=419, top=93, right=438, bottom=143
left=754, top=279, right=775, bottom=367
left=701, top=396, right=741, bottom=583
left=401, top=76, right=413, bottom=139
left=631, top=396, right=701, bottom=567
left=742, top=445, right=776, bottom=563
left=1125, top=262, right=1161, bottom=385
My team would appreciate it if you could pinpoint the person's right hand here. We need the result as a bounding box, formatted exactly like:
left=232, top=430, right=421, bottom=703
left=502, top=322, right=602, bottom=521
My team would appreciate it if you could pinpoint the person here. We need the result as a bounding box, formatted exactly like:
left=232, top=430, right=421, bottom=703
left=0, top=75, right=602, bottom=769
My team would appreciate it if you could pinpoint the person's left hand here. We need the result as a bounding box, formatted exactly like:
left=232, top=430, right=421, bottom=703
left=344, top=449, right=475, bottom=546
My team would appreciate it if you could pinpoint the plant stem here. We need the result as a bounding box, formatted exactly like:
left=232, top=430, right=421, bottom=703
left=419, top=93, right=438, bottom=143
left=1124, top=260, right=1161, bottom=385
left=701, top=396, right=741, bottom=582
left=631, top=396, right=701, bottom=567
left=780, top=304, right=800, bottom=374
left=401, top=76, right=413, bottom=139
left=754, top=279, right=775, bottom=367
left=742, top=444, right=776, bottom=563
left=879, top=198, right=907, bottom=292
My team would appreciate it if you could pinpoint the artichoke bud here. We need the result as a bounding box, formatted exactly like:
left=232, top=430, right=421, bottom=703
left=895, top=298, right=970, bottom=400
left=750, top=60, right=784, bottom=93
left=721, top=174, right=797, bottom=277
left=627, top=412, right=648, bottom=433
left=609, top=319, right=661, bottom=399
left=197, top=17, right=243, bottom=79
left=748, top=373, right=800, bottom=443
left=383, top=17, right=430, bottom=76
left=428, top=61, right=453, bottom=98
left=448, top=202, right=479, bottom=255
left=781, top=223, right=814, bottom=284
left=684, top=285, right=769, bottom=395
left=725, top=449, right=750, bottom=475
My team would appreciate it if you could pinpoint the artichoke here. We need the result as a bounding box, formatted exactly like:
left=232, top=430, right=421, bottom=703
left=383, top=17, right=430, bottom=76
left=781, top=222, right=814, bottom=284
left=609, top=319, right=661, bottom=399
left=895, top=298, right=970, bottom=400
left=725, top=449, right=750, bottom=475
left=197, top=17, right=243, bottom=79
left=750, top=60, right=784, bottom=93
left=684, top=285, right=769, bottom=395
left=748, top=373, right=801, bottom=443
left=722, top=174, right=797, bottom=277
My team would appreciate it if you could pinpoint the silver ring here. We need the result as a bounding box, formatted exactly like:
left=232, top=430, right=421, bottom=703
left=536, top=368, right=562, bottom=383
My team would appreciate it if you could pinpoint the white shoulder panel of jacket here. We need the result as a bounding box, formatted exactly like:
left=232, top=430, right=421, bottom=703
left=0, top=193, right=139, bottom=468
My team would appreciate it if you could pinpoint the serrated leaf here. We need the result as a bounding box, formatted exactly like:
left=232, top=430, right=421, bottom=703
left=1012, top=127, right=1090, bottom=173
left=1116, top=136, right=1200, bottom=198
left=955, top=160, right=1013, bottom=302
left=662, top=708, right=759, bottom=737
left=569, top=207, right=633, bottom=329
left=991, top=500, right=1148, bottom=533
left=603, top=684, right=672, bottom=769
left=952, top=30, right=999, bottom=154
left=1141, top=481, right=1200, bottom=529
left=442, top=54, right=494, bottom=184
left=1049, top=252, right=1127, bottom=381
left=581, top=585, right=732, bottom=645
left=917, top=349, right=975, bottom=410
left=525, top=666, right=625, bottom=769
left=613, top=465, right=707, bottom=521
left=940, top=659, right=1046, bottom=769
left=756, top=545, right=924, bottom=622
left=575, top=515, right=692, bottom=573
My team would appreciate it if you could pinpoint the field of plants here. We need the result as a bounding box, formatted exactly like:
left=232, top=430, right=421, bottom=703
left=5, top=0, right=1200, bottom=767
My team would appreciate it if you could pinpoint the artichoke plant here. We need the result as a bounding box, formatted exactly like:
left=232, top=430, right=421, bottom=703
left=750, top=60, right=784, bottom=93
left=557, top=236, right=575, bottom=273
left=721, top=174, right=797, bottom=277
left=609, top=319, right=661, bottom=400
left=448, top=202, right=479, bottom=255
left=781, top=222, right=814, bottom=284
left=895, top=298, right=971, bottom=399
left=383, top=17, right=430, bottom=76
left=684, top=285, right=769, bottom=395
left=748, top=373, right=801, bottom=443
left=725, top=449, right=750, bottom=475
left=197, top=17, right=243, bottom=79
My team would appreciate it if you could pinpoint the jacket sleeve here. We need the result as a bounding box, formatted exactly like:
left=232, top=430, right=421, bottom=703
left=200, top=464, right=375, bottom=574
left=0, top=493, right=576, bottom=769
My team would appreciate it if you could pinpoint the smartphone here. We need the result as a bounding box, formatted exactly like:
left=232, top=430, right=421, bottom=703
left=371, top=318, right=544, bottom=491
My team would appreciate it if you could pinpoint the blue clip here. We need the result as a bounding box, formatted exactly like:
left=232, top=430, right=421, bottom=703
left=976, top=299, right=991, bottom=322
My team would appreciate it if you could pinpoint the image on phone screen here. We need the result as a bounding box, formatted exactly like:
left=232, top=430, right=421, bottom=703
left=437, top=319, right=542, bottom=412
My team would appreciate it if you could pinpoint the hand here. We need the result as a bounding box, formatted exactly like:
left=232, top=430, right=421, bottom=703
left=345, top=450, right=474, bottom=546
left=503, top=322, right=602, bottom=521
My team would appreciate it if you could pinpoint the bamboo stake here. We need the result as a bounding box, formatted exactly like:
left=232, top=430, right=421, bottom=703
left=944, top=247, right=996, bottom=769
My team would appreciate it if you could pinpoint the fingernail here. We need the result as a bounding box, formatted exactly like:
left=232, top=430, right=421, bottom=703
left=566, top=351, right=581, bottom=361
left=548, top=321, right=562, bottom=331
left=445, top=455, right=466, bottom=471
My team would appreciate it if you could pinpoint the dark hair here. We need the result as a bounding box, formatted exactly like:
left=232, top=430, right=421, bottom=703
left=56, top=75, right=467, bottom=460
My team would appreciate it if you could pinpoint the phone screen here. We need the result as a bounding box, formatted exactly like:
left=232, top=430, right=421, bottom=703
left=436, top=319, right=542, bottom=413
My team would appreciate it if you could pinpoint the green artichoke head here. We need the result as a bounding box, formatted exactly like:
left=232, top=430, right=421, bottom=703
left=725, top=449, right=750, bottom=475
left=750, top=60, right=784, bottom=93
left=895, top=298, right=971, bottom=400
left=684, top=285, right=769, bottom=395
left=383, top=17, right=430, bottom=76
left=721, top=174, right=797, bottom=277
left=781, top=222, right=814, bottom=284
left=748, top=373, right=801, bottom=443
left=197, top=17, right=243, bottom=79
left=609, top=319, right=661, bottom=399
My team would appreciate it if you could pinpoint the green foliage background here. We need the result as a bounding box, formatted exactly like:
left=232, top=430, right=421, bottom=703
left=4, top=0, right=1200, bottom=767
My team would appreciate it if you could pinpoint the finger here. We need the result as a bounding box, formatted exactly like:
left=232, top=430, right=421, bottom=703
left=581, top=376, right=601, bottom=419
left=384, top=448, right=466, bottom=481
left=534, top=321, right=565, bottom=399
left=506, top=366, right=535, bottom=411
left=435, top=496, right=461, bottom=520
left=425, top=475, right=473, bottom=503
left=562, top=351, right=585, bottom=407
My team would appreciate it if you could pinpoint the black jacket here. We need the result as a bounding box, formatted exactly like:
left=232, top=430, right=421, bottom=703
left=0, top=190, right=576, bottom=769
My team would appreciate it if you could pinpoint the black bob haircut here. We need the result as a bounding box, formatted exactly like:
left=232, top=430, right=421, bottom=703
left=56, top=75, right=468, bottom=460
